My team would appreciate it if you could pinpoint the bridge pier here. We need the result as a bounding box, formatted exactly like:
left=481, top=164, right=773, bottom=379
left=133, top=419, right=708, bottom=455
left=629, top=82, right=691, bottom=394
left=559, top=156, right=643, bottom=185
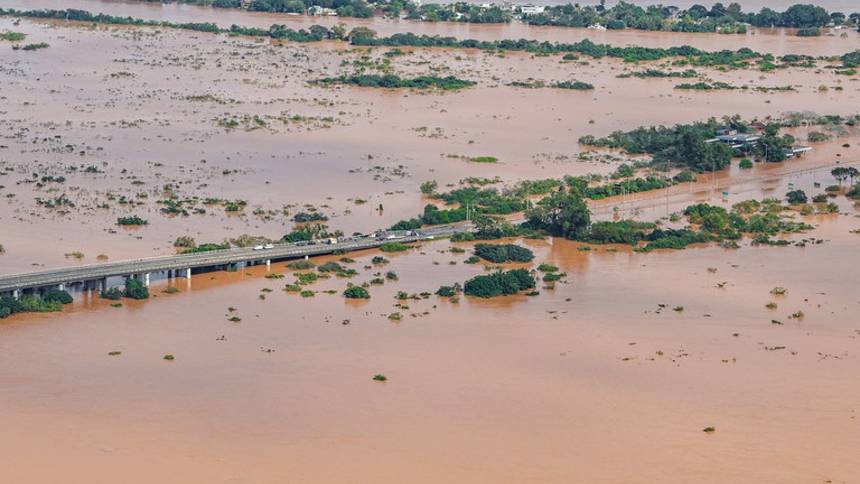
left=12, top=289, right=19, bottom=300
left=184, top=268, right=191, bottom=278
left=266, top=259, right=271, bottom=270
left=144, top=273, right=150, bottom=287
left=98, top=278, right=107, bottom=293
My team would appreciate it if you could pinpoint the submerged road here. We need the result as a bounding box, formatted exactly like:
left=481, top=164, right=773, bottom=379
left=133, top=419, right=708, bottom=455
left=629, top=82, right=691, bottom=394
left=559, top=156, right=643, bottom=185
left=0, top=224, right=469, bottom=296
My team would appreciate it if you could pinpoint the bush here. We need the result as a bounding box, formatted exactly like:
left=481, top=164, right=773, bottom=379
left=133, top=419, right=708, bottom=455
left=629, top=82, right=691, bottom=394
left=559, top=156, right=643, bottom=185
left=380, top=242, right=410, bottom=252
left=582, top=220, right=654, bottom=244
left=786, top=190, right=808, bottom=205
left=343, top=286, right=370, bottom=299
left=796, top=27, right=821, bottom=37
left=13, top=42, right=49, bottom=51
left=183, top=242, right=230, bottom=254
left=0, top=293, right=66, bottom=318
left=43, top=289, right=73, bottom=305
left=553, top=80, right=594, bottom=90
left=287, top=260, right=315, bottom=270
left=807, top=131, right=831, bottom=142
left=295, top=272, right=319, bottom=285
left=293, top=211, right=328, bottom=223
left=100, top=287, right=123, bottom=300
left=739, top=158, right=754, bottom=169
left=117, top=215, right=148, bottom=226
left=435, top=285, right=460, bottom=297
left=318, top=261, right=344, bottom=273
left=463, top=269, right=536, bottom=298
left=473, top=244, right=534, bottom=263
left=173, top=236, right=196, bottom=248
left=123, top=278, right=149, bottom=299
left=451, top=232, right=476, bottom=242
left=673, top=170, right=696, bottom=182
left=315, top=74, right=475, bottom=90
left=543, top=272, right=566, bottom=282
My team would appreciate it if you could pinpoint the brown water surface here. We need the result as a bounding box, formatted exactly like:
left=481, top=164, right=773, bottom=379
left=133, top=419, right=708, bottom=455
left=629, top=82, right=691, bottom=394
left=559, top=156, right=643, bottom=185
left=1, top=11, right=859, bottom=484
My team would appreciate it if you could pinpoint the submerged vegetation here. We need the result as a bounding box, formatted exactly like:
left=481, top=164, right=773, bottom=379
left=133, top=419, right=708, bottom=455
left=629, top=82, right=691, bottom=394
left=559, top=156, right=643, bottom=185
left=473, top=244, right=535, bottom=263
left=0, top=289, right=73, bottom=319
left=578, top=115, right=828, bottom=170
left=522, top=2, right=848, bottom=32
left=343, top=285, right=371, bottom=299
left=0, top=31, right=26, bottom=42
left=509, top=79, right=594, bottom=90
left=100, top=279, right=150, bottom=301
left=12, top=42, right=49, bottom=51
left=463, top=269, right=536, bottom=298
left=314, top=74, right=475, bottom=90
left=116, top=215, right=149, bottom=226
left=1, top=8, right=851, bottom=76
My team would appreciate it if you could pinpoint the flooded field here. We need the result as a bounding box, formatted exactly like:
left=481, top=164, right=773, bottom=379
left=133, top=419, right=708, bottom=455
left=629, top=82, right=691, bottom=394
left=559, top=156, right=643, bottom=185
left=1, top=4, right=859, bottom=483
left=1, top=15, right=857, bottom=271
left=3, top=0, right=860, bottom=56
left=2, top=219, right=860, bottom=482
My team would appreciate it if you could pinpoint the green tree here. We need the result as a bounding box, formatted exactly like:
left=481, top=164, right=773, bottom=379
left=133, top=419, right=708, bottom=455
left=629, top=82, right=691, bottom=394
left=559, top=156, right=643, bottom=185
left=786, top=190, right=808, bottom=205
left=524, top=189, right=591, bottom=239
left=343, top=286, right=370, bottom=299
left=124, top=278, right=150, bottom=299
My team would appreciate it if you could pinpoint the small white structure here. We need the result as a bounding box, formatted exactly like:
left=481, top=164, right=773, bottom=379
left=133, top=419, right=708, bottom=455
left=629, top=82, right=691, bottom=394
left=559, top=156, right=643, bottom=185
left=519, top=4, right=545, bottom=15
left=308, top=6, right=338, bottom=16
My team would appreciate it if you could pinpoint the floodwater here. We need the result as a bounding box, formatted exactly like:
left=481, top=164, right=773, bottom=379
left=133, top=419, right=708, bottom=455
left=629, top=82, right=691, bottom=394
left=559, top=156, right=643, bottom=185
left=1, top=8, right=860, bottom=484
left=619, top=0, right=859, bottom=11
left=1, top=16, right=857, bottom=272
left=2, top=213, right=860, bottom=482
left=2, top=0, right=859, bottom=56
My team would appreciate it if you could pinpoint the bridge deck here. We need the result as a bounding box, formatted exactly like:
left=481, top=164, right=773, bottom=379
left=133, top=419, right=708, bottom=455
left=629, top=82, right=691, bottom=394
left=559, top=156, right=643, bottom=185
left=0, top=225, right=467, bottom=293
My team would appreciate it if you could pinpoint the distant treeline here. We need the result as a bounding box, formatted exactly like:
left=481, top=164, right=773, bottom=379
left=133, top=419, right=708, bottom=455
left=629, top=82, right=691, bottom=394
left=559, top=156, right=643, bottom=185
left=314, top=74, right=475, bottom=89
left=139, top=1, right=860, bottom=32
left=524, top=2, right=858, bottom=32
left=4, top=8, right=858, bottom=71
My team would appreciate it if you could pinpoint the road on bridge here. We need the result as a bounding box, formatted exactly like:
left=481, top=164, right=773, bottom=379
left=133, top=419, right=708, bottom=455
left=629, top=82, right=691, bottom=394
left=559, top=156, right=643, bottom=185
left=0, top=224, right=469, bottom=294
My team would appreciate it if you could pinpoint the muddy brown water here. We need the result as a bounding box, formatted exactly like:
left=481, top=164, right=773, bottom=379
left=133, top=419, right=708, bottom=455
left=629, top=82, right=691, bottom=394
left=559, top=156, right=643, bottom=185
left=1, top=16, right=857, bottom=272
left=2, top=0, right=859, bottom=56
left=1, top=9, right=859, bottom=483
left=2, top=223, right=859, bottom=482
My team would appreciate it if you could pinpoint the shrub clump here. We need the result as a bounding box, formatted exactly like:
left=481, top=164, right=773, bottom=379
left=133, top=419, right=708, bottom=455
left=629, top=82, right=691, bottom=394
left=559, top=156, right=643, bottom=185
left=380, top=242, right=410, bottom=252
left=0, top=290, right=73, bottom=319
left=315, top=74, right=475, bottom=90
left=318, top=261, right=344, bottom=273
left=288, top=260, right=315, bottom=270
left=463, top=269, right=536, bottom=298
left=117, top=215, right=148, bottom=226
left=435, top=284, right=461, bottom=297
left=473, top=243, right=535, bottom=263
left=343, top=286, right=370, bottom=299
left=100, top=287, right=123, bottom=300
left=123, top=278, right=150, bottom=300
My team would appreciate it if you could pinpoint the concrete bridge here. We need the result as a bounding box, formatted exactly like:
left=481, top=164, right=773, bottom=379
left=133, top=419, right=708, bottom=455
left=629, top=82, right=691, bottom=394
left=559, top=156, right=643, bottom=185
left=0, top=224, right=469, bottom=299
